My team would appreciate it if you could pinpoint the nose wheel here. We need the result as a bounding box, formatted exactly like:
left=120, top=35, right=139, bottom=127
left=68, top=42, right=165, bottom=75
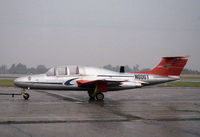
left=21, top=89, right=30, bottom=100
left=23, top=93, right=30, bottom=100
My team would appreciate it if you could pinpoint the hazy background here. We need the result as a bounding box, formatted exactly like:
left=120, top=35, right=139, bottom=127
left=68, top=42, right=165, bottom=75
left=0, top=0, right=199, bottom=70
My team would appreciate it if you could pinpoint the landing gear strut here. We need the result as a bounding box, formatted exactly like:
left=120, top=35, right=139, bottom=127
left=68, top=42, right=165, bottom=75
left=88, top=90, right=95, bottom=100
left=21, top=89, right=30, bottom=100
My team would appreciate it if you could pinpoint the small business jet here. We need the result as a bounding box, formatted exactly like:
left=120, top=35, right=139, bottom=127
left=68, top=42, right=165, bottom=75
left=14, top=56, right=189, bottom=101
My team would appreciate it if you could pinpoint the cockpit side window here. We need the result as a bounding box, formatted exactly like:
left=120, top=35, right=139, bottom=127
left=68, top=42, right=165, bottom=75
left=47, top=66, right=79, bottom=76
left=46, top=67, right=55, bottom=76
left=68, top=66, right=79, bottom=75
left=56, top=67, right=68, bottom=76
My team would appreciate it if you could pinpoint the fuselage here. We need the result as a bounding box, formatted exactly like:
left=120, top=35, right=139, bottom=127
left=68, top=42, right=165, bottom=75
left=14, top=65, right=179, bottom=91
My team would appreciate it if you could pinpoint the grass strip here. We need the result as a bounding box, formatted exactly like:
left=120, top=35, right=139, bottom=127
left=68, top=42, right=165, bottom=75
left=0, top=80, right=15, bottom=87
left=180, top=75, right=200, bottom=79
left=161, top=82, right=200, bottom=87
left=0, top=76, right=18, bottom=78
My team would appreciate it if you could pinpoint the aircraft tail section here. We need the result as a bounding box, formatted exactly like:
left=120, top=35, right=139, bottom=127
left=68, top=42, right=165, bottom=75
left=135, top=56, right=189, bottom=76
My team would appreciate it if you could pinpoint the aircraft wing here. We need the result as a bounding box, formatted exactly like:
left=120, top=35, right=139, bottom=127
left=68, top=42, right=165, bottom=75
left=77, top=79, right=146, bottom=92
left=77, top=79, right=122, bottom=87
left=77, top=79, right=123, bottom=92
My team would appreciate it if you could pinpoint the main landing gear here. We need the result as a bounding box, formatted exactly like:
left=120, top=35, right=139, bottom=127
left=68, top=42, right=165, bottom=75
left=21, top=88, right=30, bottom=100
left=88, top=91, right=104, bottom=101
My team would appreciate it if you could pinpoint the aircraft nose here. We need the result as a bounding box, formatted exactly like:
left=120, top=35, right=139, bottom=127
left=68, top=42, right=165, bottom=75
left=14, top=77, right=27, bottom=87
left=14, top=77, right=21, bottom=86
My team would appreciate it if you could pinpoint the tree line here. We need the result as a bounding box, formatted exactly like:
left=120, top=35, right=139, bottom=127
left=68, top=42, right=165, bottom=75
left=0, top=63, right=199, bottom=74
left=0, top=63, right=48, bottom=74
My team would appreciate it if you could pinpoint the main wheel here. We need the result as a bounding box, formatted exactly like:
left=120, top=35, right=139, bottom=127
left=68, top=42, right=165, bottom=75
left=95, top=93, right=104, bottom=101
left=23, top=93, right=29, bottom=100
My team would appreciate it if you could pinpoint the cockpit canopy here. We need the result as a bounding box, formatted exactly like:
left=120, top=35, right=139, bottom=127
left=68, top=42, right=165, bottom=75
left=46, top=65, right=79, bottom=76
left=46, top=65, right=118, bottom=76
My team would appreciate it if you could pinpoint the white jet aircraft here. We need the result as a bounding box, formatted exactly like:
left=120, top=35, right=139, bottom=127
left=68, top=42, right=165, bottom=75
left=14, top=56, right=189, bottom=101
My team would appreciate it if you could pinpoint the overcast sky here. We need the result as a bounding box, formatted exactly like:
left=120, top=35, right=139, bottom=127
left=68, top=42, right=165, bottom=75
left=0, top=0, right=200, bottom=70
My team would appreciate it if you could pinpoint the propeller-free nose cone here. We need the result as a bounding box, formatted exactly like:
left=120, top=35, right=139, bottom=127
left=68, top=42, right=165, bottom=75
left=14, top=77, right=27, bottom=87
left=14, top=77, right=21, bottom=86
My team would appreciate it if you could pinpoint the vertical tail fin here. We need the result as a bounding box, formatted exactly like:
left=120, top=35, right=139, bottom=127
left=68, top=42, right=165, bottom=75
left=136, top=56, right=189, bottom=76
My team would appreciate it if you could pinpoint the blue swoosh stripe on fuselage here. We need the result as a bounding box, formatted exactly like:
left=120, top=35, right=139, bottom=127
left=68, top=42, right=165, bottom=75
left=64, top=78, right=78, bottom=85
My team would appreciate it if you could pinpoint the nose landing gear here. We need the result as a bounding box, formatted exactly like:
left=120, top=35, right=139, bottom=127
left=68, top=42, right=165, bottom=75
left=21, top=89, right=30, bottom=100
left=23, top=93, right=30, bottom=100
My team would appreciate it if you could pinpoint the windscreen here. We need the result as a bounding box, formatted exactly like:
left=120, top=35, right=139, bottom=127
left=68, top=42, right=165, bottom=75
left=46, top=67, right=55, bottom=76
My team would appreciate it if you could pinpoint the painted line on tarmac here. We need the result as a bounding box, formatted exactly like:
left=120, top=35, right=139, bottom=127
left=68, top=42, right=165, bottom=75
left=0, top=119, right=130, bottom=125
left=109, top=111, right=142, bottom=121
left=147, top=118, right=200, bottom=121
left=1, top=117, right=200, bottom=125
